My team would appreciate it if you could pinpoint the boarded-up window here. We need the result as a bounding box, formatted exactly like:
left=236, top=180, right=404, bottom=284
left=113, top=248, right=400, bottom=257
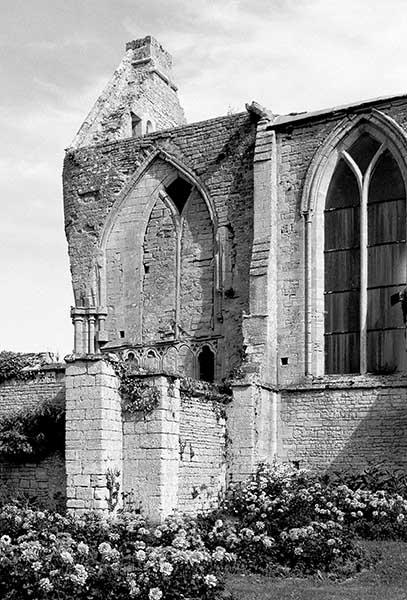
left=324, top=132, right=407, bottom=374
left=325, top=159, right=360, bottom=373
left=367, top=150, right=407, bottom=372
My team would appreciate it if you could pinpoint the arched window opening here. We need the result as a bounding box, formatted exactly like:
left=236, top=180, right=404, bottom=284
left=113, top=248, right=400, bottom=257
left=125, top=351, right=139, bottom=370
left=198, top=345, right=215, bottom=382
left=146, top=120, right=154, bottom=134
left=348, top=132, right=381, bottom=174
left=325, top=158, right=360, bottom=374
left=324, top=131, right=407, bottom=374
left=165, top=177, right=192, bottom=214
left=131, top=112, right=142, bottom=137
left=367, top=149, right=406, bottom=373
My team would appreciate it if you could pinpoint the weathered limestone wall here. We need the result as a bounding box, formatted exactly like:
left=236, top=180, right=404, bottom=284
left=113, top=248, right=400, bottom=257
left=0, top=370, right=66, bottom=506
left=226, top=384, right=277, bottom=482
left=0, top=453, right=66, bottom=510
left=123, top=376, right=180, bottom=522
left=122, top=378, right=228, bottom=519
left=64, top=112, right=256, bottom=376
left=178, top=394, right=226, bottom=514
left=272, top=98, right=407, bottom=386
left=179, top=188, right=214, bottom=337
left=279, top=377, right=407, bottom=471
left=142, top=194, right=178, bottom=341
left=71, top=36, right=185, bottom=149
left=65, top=360, right=122, bottom=512
left=0, top=373, right=65, bottom=413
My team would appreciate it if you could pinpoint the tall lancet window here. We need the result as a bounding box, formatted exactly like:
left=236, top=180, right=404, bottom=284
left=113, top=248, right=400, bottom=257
left=142, top=174, right=215, bottom=345
left=324, top=132, right=407, bottom=374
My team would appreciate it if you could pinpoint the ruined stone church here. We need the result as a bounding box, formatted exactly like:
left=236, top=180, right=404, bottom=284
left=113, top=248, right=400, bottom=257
left=2, top=35, right=407, bottom=519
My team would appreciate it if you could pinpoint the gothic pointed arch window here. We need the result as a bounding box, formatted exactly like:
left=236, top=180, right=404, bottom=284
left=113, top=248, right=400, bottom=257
left=324, top=130, right=407, bottom=374
left=141, top=168, right=216, bottom=379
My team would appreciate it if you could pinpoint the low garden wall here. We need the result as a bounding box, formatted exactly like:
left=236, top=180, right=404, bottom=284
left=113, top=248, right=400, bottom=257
left=279, top=377, right=407, bottom=472
left=0, top=365, right=66, bottom=507
left=178, top=393, right=227, bottom=514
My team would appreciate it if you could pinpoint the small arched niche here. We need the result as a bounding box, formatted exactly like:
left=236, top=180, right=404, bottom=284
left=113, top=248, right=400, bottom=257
left=198, top=345, right=215, bottom=382
left=146, top=120, right=155, bottom=134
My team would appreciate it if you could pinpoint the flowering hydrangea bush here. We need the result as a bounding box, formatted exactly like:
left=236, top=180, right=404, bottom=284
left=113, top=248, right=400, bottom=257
left=2, top=463, right=407, bottom=597
left=0, top=506, right=234, bottom=599
left=201, top=462, right=407, bottom=573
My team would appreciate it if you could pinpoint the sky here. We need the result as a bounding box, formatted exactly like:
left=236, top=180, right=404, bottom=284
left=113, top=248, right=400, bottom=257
left=1, top=0, right=407, bottom=357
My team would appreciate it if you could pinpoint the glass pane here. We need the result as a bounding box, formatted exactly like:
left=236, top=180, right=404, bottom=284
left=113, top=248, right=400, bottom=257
left=369, top=150, right=405, bottom=204
left=367, top=330, right=407, bottom=374
left=325, top=207, right=359, bottom=251
left=325, top=333, right=360, bottom=374
left=325, top=158, right=360, bottom=373
left=348, top=132, right=381, bottom=174
left=325, top=249, right=360, bottom=292
left=367, top=149, right=406, bottom=372
left=325, top=291, right=360, bottom=334
left=325, top=159, right=359, bottom=210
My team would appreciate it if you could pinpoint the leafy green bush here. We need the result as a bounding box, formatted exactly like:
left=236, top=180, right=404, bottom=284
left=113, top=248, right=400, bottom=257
left=205, top=462, right=407, bottom=574
left=0, top=401, right=65, bottom=462
left=325, top=462, right=407, bottom=495
left=200, top=464, right=366, bottom=575
left=0, top=506, right=234, bottom=600
left=2, top=463, right=407, bottom=598
left=0, top=351, right=40, bottom=383
left=107, top=358, right=160, bottom=414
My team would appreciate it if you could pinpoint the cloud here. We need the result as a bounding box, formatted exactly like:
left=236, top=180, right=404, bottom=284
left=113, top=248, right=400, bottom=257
left=1, top=0, right=407, bottom=354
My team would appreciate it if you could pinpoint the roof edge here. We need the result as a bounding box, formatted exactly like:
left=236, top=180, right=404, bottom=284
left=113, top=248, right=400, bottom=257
left=268, top=92, right=407, bottom=130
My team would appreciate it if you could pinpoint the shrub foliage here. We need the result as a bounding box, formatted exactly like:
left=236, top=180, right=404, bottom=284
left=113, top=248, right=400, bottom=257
left=0, top=351, right=40, bottom=384
left=0, top=401, right=65, bottom=462
left=2, top=463, right=407, bottom=598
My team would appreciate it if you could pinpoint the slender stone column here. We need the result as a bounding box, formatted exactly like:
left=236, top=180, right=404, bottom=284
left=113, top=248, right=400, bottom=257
left=72, top=314, right=84, bottom=354
left=88, top=315, right=96, bottom=354
left=96, top=308, right=109, bottom=352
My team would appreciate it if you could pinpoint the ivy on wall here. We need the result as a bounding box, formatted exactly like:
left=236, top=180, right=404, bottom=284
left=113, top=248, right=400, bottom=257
left=107, top=357, right=160, bottom=415
left=178, top=377, right=232, bottom=421
left=0, top=401, right=65, bottom=462
left=106, top=355, right=233, bottom=419
left=0, top=351, right=42, bottom=384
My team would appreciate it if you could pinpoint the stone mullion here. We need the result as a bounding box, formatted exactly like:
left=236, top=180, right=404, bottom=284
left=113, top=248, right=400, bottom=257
left=360, top=144, right=385, bottom=372
left=342, top=144, right=385, bottom=374
left=175, top=217, right=182, bottom=339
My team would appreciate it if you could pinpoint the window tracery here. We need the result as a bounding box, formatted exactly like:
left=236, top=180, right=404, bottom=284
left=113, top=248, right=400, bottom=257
left=324, top=132, right=407, bottom=374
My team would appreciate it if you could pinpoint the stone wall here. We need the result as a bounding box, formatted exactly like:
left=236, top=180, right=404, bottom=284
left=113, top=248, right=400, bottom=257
left=178, top=394, right=226, bottom=514
left=122, top=376, right=228, bottom=519
left=123, top=376, right=180, bottom=521
left=0, top=453, right=66, bottom=510
left=0, top=370, right=66, bottom=507
left=179, top=188, right=214, bottom=338
left=142, top=194, right=178, bottom=341
left=272, top=98, right=407, bottom=386
left=65, top=360, right=122, bottom=512
left=279, top=375, right=407, bottom=472
left=71, top=36, right=185, bottom=149
left=0, top=373, right=65, bottom=413
left=64, top=111, right=256, bottom=377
